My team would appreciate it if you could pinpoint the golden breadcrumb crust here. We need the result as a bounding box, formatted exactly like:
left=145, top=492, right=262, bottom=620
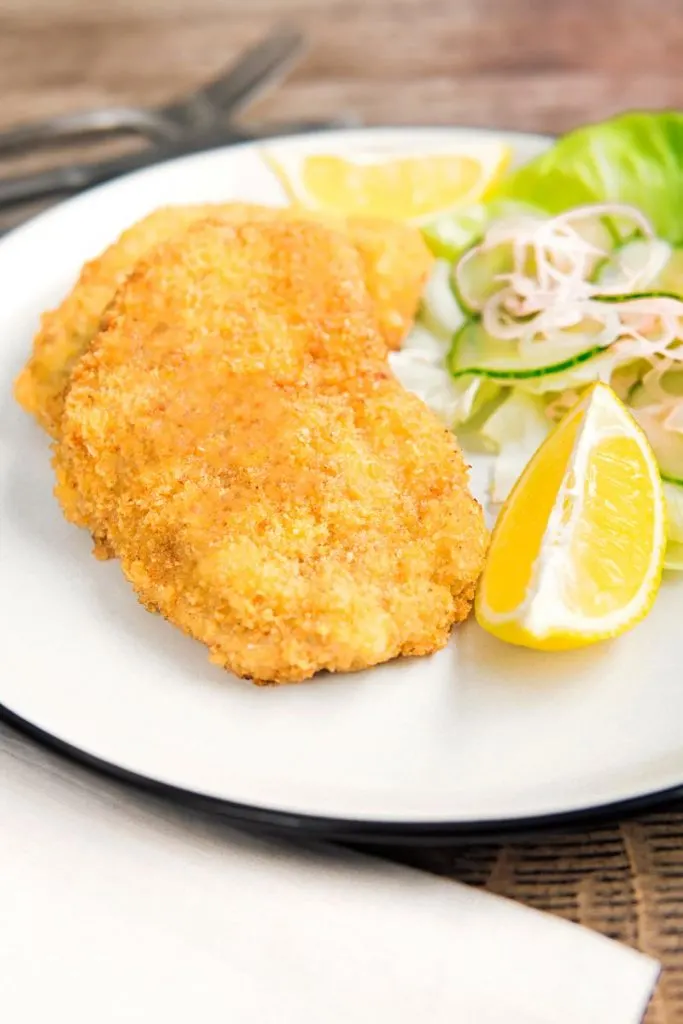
left=54, top=218, right=486, bottom=683
left=15, top=203, right=432, bottom=437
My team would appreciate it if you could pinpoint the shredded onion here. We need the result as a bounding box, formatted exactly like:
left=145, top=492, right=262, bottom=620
left=454, top=202, right=683, bottom=419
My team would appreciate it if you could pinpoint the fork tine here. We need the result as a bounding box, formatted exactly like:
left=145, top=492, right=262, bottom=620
left=0, top=25, right=307, bottom=162
left=163, top=25, right=307, bottom=128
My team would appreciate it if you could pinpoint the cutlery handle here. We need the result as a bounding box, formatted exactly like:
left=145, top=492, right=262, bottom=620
left=0, top=166, right=91, bottom=207
left=0, top=119, right=355, bottom=212
left=0, top=129, right=253, bottom=210
left=0, top=109, right=180, bottom=157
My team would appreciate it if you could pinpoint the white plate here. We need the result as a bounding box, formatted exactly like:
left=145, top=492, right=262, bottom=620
left=2, top=127, right=682, bottom=839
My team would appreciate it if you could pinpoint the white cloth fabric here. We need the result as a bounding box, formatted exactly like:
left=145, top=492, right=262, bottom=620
left=0, top=724, right=658, bottom=1024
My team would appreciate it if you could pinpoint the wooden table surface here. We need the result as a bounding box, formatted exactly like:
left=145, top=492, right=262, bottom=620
left=2, top=0, right=683, bottom=1020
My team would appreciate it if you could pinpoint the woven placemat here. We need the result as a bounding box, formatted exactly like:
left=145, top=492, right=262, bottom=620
left=3, top=1, right=683, bottom=1018
left=376, top=813, right=683, bottom=1022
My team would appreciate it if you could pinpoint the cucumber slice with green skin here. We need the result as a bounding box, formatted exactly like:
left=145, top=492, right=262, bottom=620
left=594, top=238, right=673, bottom=291
left=515, top=357, right=620, bottom=395
left=570, top=215, right=617, bottom=257
left=453, top=213, right=618, bottom=315
left=630, top=407, right=683, bottom=486
left=664, top=540, right=683, bottom=572
left=594, top=238, right=683, bottom=298
left=451, top=245, right=517, bottom=316
left=655, top=246, right=683, bottom=296
left=664, top=481, right=683, bottom=542
left=627, top=366, right=683, bottom=410
left=569, top=216, right=617, bottom=278
left=592, top=289, right=682, bottom=304
left=421, top=207, right=489, bottom=262
left=422, top=200, right=545, bottom=263
left=448, top=320, right=609, bottom=380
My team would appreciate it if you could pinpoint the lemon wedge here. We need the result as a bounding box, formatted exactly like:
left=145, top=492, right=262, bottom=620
left=476, top=383, right=666, bottom=650
left=264, top=142, right=511, bottom=222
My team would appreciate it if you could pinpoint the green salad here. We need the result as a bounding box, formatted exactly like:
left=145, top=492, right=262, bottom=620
left=389, top=111, right=683, bottom=570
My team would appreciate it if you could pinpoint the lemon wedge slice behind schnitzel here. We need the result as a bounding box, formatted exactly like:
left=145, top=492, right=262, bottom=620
left=264, top=143, right=511, bottom=222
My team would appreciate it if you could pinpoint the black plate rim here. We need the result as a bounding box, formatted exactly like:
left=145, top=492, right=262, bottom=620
left=3, top=703, right=682, bottom=845
left=4, top=119, right=682, bottom=844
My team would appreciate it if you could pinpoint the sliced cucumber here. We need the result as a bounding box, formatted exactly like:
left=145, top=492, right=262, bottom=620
left=547, top=214, right=616, bottom=279
left=449, top=320, right=609, bottom=381
left=452, top=244, right=517, bottom=315
left=664, top=541, right=683, bottom=572
left=453, top=212, right=618, bottom=314
left=516, top=353, right=623, bottom=395
left=421, top=206, right=488, bottom=262
left=601, top=212, right=647, bottom=246
left=627, top=366, right=683, bottom=409
left=664, top=482, right=683, bottom=545
left=571, top=214, right=616, bottom=253
left=592, top=289, right=682, bottom=305
left=630, top=407, right=683, bottom=485
left=422, top=200, right=544, bottom=263
left=655, top=246, right=683, bottom=297
left=485, top=199, right=547, bottom=222
left=594, top=238, right=673, bottom=291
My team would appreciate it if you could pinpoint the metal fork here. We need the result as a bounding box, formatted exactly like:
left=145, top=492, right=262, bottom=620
left=0, top=24, right=307, bottom=155
left=0, top=25, right=355, bottom=225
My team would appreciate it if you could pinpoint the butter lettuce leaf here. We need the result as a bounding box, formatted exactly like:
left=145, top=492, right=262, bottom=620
left=496, top=111, right=683, bottom=243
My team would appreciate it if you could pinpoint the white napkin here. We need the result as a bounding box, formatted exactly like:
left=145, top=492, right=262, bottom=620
left=0, top=725, right=658, bottom=1024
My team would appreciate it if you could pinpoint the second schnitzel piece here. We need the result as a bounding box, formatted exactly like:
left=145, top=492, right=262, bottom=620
left=54, top=218, right=486, bottom=684
left=15, top=203, right=432, bottom=437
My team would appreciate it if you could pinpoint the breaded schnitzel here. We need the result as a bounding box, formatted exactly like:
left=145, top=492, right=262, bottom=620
left=15, top=203, right=432, bottom=437
left=54, top=218, right=486, bottom=684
